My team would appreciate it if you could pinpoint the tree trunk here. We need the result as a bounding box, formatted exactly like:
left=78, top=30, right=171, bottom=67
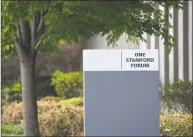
left=13, top=15, right=46, bottom=136
left=20, top=59, right=39, bottom=136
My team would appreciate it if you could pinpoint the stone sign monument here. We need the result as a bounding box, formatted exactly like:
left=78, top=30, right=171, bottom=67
left=83, top=49, right=159, bottom=136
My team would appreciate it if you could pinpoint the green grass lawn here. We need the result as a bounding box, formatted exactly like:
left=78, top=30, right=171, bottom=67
left=1, top=124, right=23, bottom=136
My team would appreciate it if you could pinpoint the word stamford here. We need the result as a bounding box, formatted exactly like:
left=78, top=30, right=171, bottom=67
left=125, top=53, right=155, bottom=68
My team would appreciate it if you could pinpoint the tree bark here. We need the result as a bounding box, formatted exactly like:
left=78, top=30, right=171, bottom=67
left=20, top=59, right=39, bottom=136
left=13, top=12, right=47, bottom=136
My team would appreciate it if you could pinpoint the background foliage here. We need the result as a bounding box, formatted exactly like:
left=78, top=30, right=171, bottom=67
left=162, top=80, right=192, bottom=113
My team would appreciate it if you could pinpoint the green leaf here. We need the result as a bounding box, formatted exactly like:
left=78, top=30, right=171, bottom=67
left=2, top=1, right=181, bottom=57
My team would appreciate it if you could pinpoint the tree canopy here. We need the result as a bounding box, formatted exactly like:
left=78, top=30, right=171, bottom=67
left=2, top=0, right=182, bottom=58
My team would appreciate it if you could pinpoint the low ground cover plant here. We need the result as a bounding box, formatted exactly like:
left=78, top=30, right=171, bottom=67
left=2, top=97, right=192, bottom=136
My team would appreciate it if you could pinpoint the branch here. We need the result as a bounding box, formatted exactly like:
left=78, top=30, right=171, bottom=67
left=20, top=20, right=31, bottom=51
left=13, top=34, right=20, bottom=46
left=34, top=43, right=40, bottom=59
left=13, top=34, right=26, bottom=61
left=32, top=9, right=48, bottom=58
left=31, top=12, right=37, bottom=54
left=35, top=25, right=44, bottom=47
left=36, top=12, right=41, bottom=29
left=17, top=24, right=22, bottom=46
left=34, top=12, right=46, bottom=51
left=36, top=13, right=44, bottom=35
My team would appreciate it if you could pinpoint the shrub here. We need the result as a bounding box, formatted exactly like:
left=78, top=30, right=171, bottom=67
left=2, top=101, right=23, bottom=124
left=51, top=70, right=83, bottom=99
left=162, top=80, right=192, bottom=113
left=2, top=81, right=22, bottom=102
left=57, top=97, right=83, bottom=107
left=2, top=101, right=192, bottom=136
left=1, top=100, right=83, bottom=136
left=160, top=114, right=192, bottom=136
left=39, top=107, right=83, bottom=136
left=37, top=100, right=58, bottom=116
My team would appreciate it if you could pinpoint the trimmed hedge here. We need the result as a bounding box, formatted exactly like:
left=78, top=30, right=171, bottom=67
left=51, top=70, right=83, bottom=99
left=160, top=114, right=192, bottom=136
left=57, top=97, right=83, bottom=107
left=2, top=99, right=192, bottom=136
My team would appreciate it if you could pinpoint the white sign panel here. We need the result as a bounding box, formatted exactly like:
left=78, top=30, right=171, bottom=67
left=83, top=49, right=160, bottom=136
left=83, top=49, right=158, bottom=71
left=83, top=50, right=121, bottom=71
